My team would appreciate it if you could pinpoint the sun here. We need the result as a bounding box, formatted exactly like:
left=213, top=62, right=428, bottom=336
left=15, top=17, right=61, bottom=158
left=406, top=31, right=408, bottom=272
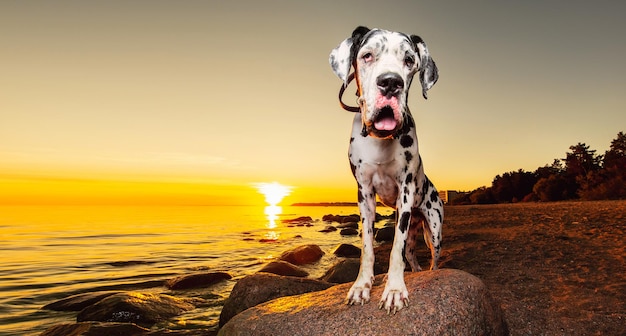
left=254, top=182, right=293, bottom=206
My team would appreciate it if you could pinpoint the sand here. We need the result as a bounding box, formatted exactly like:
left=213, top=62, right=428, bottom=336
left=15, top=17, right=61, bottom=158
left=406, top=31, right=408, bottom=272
left=435, top=200, right=625, bottom=335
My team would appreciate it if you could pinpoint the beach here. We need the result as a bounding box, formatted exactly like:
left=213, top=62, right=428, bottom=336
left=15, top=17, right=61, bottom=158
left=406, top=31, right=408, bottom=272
left=1, top=201, right=624, bottom=335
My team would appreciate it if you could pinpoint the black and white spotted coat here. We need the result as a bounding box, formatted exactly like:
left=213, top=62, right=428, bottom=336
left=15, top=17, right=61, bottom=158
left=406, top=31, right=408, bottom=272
left=330, top=26, right=443, bottom=314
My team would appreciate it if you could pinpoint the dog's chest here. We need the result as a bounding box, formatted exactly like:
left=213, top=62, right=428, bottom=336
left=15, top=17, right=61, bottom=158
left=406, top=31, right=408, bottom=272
left=349, top=119, right=420, bottom=206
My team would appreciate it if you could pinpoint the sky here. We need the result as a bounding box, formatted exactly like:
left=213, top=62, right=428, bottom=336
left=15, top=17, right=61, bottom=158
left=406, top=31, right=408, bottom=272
left=1, top=1, right=625, bottom=205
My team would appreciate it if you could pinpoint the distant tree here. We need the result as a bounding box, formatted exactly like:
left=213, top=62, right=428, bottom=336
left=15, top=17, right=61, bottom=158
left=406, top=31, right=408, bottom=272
left=533, top=174, right=569, bottom=202
left=534, top=159, right=564, bottom=179
left=491, top=169, right=537, bottom=203
left=469, top=186, right=495, bottom=204
left=562, top=143, right=602, bottom=199
left=579, top=132, right=626, bottom=200
left=603, top=131, right=626, bottom=170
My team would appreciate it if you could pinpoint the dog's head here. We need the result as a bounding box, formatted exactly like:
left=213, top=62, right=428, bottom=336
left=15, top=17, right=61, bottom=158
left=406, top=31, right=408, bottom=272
left=329, top=26, right=438, bottom=138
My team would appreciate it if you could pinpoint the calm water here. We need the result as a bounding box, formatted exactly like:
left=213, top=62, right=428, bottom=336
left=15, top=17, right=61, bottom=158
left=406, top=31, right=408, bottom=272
left=0, top=205, right=388, bottom=335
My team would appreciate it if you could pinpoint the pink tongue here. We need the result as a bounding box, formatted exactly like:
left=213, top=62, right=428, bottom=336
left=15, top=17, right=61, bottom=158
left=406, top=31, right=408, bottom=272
left=374, top=118, right=397, bottom=131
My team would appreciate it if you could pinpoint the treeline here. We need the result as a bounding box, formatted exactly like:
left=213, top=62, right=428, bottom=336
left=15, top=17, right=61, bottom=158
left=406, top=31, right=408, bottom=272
left=451, top=131, right=626, bottom=204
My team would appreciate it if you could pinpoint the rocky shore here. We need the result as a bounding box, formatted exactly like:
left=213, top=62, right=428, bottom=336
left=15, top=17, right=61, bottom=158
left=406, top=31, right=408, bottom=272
left=39, top=201, right=626, bottom=335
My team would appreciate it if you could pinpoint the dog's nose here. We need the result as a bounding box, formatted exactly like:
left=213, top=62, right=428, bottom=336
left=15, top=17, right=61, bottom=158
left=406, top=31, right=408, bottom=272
left=377, top=73, right=404, bottom=97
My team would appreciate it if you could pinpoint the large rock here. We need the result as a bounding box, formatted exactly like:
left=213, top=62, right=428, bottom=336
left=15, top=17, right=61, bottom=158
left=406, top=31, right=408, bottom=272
left=319, top=258, right=386, bottom=284
left=165, top=272, right=231, bottom=290
left=331, top=243, right=361, bottom=258
left=279, top=244, right=324, bottom=265
left=218, top=273, right=332, bottom=327
left=219, top=269, right=508, bottom=336
left=42, top=291, right=123, bottom=311
left=258, top=261, right=308, bottom=277
left=374, top=226, right=395, bottom=242
left=77, top=292, right=194, bottom=328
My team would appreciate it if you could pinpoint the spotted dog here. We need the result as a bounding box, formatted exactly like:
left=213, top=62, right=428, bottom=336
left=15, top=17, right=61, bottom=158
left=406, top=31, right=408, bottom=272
left=329, top=26, right=443, bottom=314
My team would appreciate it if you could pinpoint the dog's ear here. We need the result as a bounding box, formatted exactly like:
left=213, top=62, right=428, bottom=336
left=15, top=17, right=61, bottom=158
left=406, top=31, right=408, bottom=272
left=411, top=35, right=438, bottom=99
left=329, top=26, right=371, bottom=86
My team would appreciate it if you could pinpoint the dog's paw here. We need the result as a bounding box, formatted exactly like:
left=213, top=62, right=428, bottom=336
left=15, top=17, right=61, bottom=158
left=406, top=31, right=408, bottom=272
left=345, top=280, right=372, bottom=305
left=379, top=283, right=409, bottom=314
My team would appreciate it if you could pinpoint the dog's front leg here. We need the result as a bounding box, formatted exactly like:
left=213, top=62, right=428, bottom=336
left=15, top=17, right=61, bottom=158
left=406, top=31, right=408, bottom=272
left=379, top=202, right=413, bottom=314
left=346, top=183, right=376, bottom=305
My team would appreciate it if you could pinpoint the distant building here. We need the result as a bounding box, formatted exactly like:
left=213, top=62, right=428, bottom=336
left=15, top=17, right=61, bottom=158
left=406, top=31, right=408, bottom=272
left=439, top=190, right=464, bottom=204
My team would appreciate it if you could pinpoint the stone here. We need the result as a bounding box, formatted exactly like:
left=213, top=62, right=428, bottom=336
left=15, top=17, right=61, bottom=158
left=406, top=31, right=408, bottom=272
left=339, top=228, right=359, bottom=236
left=39, top=322, right=149, bottom=336
left=322, top=214, right=360, bottom=223
left=281, top=216, right=312, bottom=224
left=258, top=261, right=309, bottom=277
left=331, top=243, right=361, bottom=258
left=219, top=269, right=509, bottom=336
left=165, top=272, right=231, bottom=290
left=279, top=244, right=324, bottom=265
left=218, top=273, right=332, bottom=327
left=319, top=259, right=361, bottom=284
left=374, top=226, right=395, bottom=242
left=319, top=225, right=337, bottom=233
left=320, top=258, right=386, bottom=284
left=77, top=292, right=194, bottom=328
left=42, top=291, right=123, bottom=311
left=337, top=222, right=359, bottom=229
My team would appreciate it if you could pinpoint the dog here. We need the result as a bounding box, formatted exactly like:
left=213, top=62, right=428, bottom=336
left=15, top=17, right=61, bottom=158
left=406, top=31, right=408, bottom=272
left=329, top=26, right=443, bottom=314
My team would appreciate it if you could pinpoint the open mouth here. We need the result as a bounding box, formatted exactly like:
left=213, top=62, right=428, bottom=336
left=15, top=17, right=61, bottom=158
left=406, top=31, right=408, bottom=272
left=373, top=106, right=398, bottom=131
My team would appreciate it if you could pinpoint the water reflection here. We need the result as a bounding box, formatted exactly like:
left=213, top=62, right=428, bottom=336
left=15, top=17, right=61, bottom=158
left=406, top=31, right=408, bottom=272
left=264, top=205, right=281, bottom=240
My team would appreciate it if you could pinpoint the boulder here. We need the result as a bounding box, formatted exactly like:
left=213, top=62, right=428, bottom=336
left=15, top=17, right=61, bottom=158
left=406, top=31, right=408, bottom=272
left=219, top=269, right=508, bottom=336
left=77, top=292, right=194, bottom=328
left=281, top=216, right=312, bottom=224
left=165, top=272, right=231, bottom=290
left=331, top=243, right=361, bottom=258
left=279, top=244, right=324, bottom=265
left=320, top=258, right=386, bottom=284
left=337, top=222, right=359, bottom=229
left=339, top=228, right=359, bottom=236
left=40, top=322, right=148, bottom=336
left=258, top=261, right=309, bottom=277
left=374, top=226, right=395, bottom=242
left=319, top=259, right=361, bottom=284
left=218, top=273, right=332, bottom=327
left=42, top=291, right=123, bottom=311
left=322, top=214, right=360, bottom=223
left=319, top=225, right=337, bottom=233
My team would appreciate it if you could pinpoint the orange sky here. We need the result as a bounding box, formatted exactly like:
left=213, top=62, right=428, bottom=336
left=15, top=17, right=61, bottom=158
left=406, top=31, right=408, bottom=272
left=1, top=1, right=625, bottom=205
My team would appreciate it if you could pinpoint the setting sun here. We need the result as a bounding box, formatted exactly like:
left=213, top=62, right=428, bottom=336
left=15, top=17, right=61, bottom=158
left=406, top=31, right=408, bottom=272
left=254, top=182, right=293, bottom=206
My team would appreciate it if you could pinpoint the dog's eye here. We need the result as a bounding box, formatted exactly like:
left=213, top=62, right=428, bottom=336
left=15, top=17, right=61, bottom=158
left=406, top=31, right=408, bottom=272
left=362, top=52, right=373, bottom=63
left=404, top=55, right=415, bottom=68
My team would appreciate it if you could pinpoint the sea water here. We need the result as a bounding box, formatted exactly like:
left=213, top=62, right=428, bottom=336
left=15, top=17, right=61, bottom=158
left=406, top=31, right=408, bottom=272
left=0, top=205, right=389, bottom=335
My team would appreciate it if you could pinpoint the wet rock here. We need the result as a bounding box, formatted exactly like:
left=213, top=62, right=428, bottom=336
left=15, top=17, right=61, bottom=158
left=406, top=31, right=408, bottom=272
left=43, top=291, right=123, bottom=311
left=319, top=225, right=337, bottom=233
left=331, top=243, right=361, bottom=258
left=374, top=226, right=395, bottom=242
left=339, top=228, right=359, bottom=236
left=279, top=244, right=324, bottom=265
left=322, top=214, right=360, bottom=223
left=319, top=259, right=361, bottom=284
left=77, top=292, right=194, bottom=328
left=258, top=261, right=309, bottom=277
left=40, top=322, right=148, bottom=336
left=165, top=272, right=231, bottom=290
left=219, top=269, right=508, bottom=336
left=320, top=258, right=386, bottom=284
left=218, top=273, right=332, bottom=327
left=281, top=216, right=312, bottom=224
left=337, top=222, right=359, bottom=229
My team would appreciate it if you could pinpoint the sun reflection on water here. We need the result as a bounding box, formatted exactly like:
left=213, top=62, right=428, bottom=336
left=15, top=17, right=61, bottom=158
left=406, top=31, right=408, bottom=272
left=254, top=182, right=293, bottom=240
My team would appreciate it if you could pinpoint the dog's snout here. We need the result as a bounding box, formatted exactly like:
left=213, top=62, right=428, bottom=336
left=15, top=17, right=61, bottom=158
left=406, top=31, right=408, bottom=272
left=377, top=73, right=404, bottom=97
